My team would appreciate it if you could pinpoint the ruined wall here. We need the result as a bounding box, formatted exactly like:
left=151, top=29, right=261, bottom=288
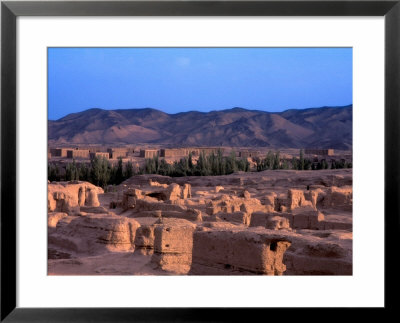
left=50, top=148, right=70, bottom=157
left=48, top=181, right=104, bottom=215
left=151, top=218, right=196, bottom=273
left=49, top=214, right=140, bottom=255
left=139, top=149, right=159, bottom=158
left=160, top=147, right=225, bottom=157
left=283, top=232, right=353, bottom=275
left=160, top=148, right=192, bottom=157
left=305, top=149, right=334, bottom=156
left=190, top=228, right=291, bottom=275
left=67, top=149, right=90, bottom=159
left=109, top=151, right=127, bottom=159
left=48, top=169, right=353, bottom=276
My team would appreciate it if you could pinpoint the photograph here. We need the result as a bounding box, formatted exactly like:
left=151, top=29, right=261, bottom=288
left=47, top=47, right=353, bottom=276
left=3, top=0, right=397, bottom=319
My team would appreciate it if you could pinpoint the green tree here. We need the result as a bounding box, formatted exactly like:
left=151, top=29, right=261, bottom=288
left=144, top=157, right=156, bottom=174
left=304, top=158, right=312, bottom=170
left=90, top=156, right=111, bottom=188
left=255, top=157, right=262, bottom=171
left=48, top=163, right=60, bottom=182
left=281, top=159, right=289, bottom=170
left=273, top=151, right=280, bottom=170
left=188, top=152, right=194, bottom=174
left=125, top=161, right=134, bottom=179
left=225, top=151, right=238, bottom=174
left=196, top=151, right=209, bottom=176
left=79, top=162, right=89, bottom=181
left=217, top=149, right=225, bottom=175
left=158, top=158, right=172, bottom=176
left=266, top=151, right=274, bottom=169
left=322, top=159, right=329, bottom=169
left=237, top=158, right=249, bottom=172
left=115, top=157, right=124, bottom=184
left=299, top=149, right=305, bottom=170
left=66, top=159, right=79, bottom=181
left=291, top=157, right=299, bottom=170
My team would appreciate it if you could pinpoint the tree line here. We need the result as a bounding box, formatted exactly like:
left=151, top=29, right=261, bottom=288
left=144, top=150, right=250, bottom=177
left=48, top=149, right=351, bottom=188
left=48, top=157, right=134, bottom=188
left=255, top=149, right=352, bottom=171
left=48, top=150, right=250, bottom=187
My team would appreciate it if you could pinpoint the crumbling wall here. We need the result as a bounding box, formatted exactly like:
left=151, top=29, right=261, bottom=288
left=250, top=207, right=324, bottom=230
left=283, top=235, right=352, bottom=275
left=249, top=212, right=290, bottom=230
left=210, top=211, right=251, bottom=225
left=189, top=228, right=291, bottom=275
left=122, top=188, right=144, bottom=209
left=48, top=182, right=104, bottom=215
left=206, top=194, right=268, bottom=216
left=132, top=199, right=202, bottom=222
left=151, top=219, right=196, bottom=273
left=321, top=186, right=352, bottom=211
left=49, top=214, right=140, bottom=255
left=133, top=217, right=159, bottom=255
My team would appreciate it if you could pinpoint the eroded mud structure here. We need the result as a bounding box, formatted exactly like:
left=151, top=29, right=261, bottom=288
left=48, top=169, right=352, bottom=275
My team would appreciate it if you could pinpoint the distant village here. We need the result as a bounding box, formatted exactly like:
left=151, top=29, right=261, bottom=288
left=48, top=145, right=352, bottom=173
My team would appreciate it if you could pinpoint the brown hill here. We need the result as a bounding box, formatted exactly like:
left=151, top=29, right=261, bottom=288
left=48, top=105, right=352, bottom=149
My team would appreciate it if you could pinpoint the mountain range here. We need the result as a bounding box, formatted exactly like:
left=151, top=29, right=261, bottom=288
left=48, top=105, right=352, bottom=149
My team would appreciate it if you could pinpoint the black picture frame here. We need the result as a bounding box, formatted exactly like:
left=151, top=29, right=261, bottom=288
left=1, top=0, right=398, bottom=321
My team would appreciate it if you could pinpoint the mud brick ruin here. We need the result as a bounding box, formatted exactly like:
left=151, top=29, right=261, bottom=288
left=48, top=168, right=352, bottom=275
left=139, top=149, right=159, bottom=158
left=66, top=148, right=90, bottom=159
left=304, top=149, right=335, bottom=156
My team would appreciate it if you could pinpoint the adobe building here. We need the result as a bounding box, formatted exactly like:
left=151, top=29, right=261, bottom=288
left=197, top=147, right=224, bottom=156
left=81, top=146, right=104, bottom=153
left=66, top=149, right=90, bottom=159
left=50, top=148, right=70, bottom=158
left=160, top=148, right=192, bottom=157
left=107, top=148, right=128, bottom=159
left=304, top=149, right=334, bottom=156
left=160, top=147, right=224, bottom=158
left=110, top=151, right=127, bottom=159
left=140, top=149, right=159, bottom=158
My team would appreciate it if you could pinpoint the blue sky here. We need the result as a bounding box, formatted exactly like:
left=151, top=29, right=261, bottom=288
left=48, top=47, right=352, bottom=120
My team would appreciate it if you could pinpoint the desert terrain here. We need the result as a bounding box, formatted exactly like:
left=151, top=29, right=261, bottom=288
left=48, top=168, right=352, bottom=276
